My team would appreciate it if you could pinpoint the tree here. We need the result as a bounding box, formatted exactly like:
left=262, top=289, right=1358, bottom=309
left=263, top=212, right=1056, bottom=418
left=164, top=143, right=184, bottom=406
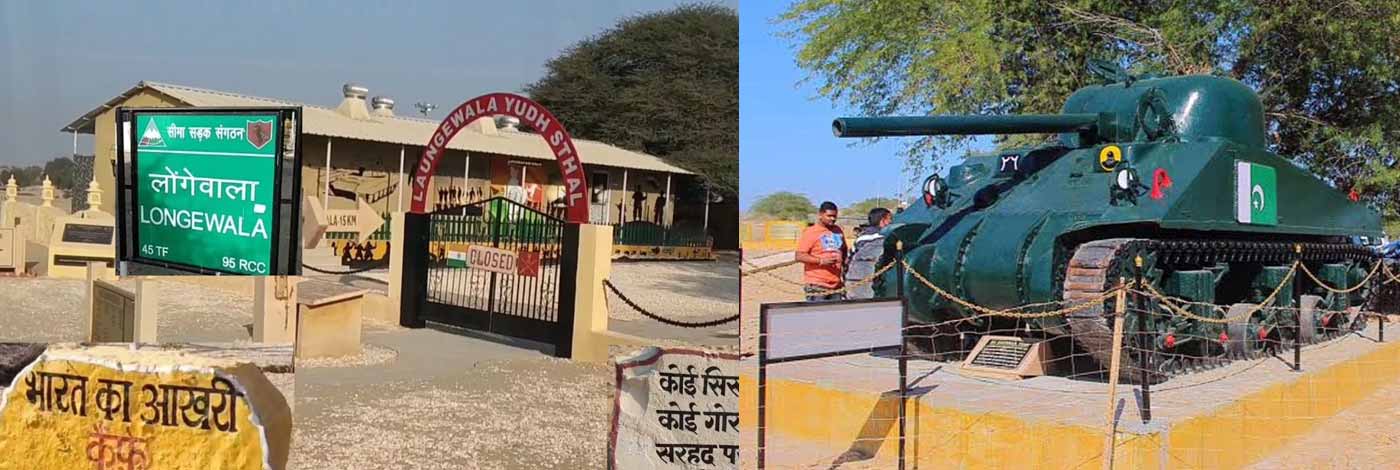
left=43, top=157, right=79, bottom=192
left=748, top=191, right=815, bottom=221
left=525, top=4, right=738, bottom=198
left=778, top=0, right=1400, bottom=228
left=846, top=197, right=901, bottom=220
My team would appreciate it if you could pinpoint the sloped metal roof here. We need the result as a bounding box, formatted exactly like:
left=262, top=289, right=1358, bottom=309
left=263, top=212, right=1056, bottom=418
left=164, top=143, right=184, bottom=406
left=61, top=81, right=693, bottom=175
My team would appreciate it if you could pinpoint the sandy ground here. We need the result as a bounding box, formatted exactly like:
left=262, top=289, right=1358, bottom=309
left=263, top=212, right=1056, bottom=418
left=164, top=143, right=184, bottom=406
left=739, top=250, right=1400, bottom=469
left=741, top=250, right=804, bottom=356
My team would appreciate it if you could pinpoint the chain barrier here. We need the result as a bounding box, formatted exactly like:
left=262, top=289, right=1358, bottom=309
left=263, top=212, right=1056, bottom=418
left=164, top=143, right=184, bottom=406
left=742, top=260, right=896, bottom=297
left=302, top=263, right=384, bottom=275
left=750, top=247, right=1394, bottom=326
left=1297, top=258, right=1383, bottom=294
left=902, top=259, right=1124, bottom=321
left=602, top=279, right=738, bottom=328
left=1137, top=261, right=1299, bottom=324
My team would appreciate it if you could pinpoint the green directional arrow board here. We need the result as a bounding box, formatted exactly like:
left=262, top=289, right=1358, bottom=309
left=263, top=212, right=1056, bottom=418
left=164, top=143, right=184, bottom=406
left=1235, top=161, right=1277, bottom=226
left=133, top=113, right=280, bottom=274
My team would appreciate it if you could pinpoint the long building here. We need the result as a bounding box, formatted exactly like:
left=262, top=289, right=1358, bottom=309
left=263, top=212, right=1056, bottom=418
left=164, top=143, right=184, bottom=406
left=61, top=82, right=734, bottom=260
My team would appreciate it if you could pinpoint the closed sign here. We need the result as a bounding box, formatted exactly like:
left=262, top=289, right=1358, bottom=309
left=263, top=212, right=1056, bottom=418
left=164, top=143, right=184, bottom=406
left=468, top=245, right=517, bottom=274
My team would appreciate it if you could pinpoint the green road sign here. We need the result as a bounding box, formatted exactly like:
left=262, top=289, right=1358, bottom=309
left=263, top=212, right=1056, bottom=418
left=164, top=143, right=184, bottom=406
left=120, top=109, right=301, bottom=275
left=1235, top=160, right=1277, bottom=226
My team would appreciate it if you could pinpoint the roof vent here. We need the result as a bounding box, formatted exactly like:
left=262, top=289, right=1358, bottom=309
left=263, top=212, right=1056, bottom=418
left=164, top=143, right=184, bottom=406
left=496, top=116, right=521, bottom=132
left=336, top=83, right=371, bottom=120
left=371, top=96, right=395, bottom=117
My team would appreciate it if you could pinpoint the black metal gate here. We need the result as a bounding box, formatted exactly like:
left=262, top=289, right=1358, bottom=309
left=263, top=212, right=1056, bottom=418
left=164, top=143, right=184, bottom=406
left=404, top=197, right=577, bottom=355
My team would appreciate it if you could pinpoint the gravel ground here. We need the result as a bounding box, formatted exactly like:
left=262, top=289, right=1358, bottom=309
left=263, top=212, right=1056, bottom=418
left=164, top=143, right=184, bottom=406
left=0, top=277, right=254, bottom=342
left=606, top=254, right=739, bottom=322
left=295, top=343, right=397, bottom=368
left=292, top=336, right=612, bottom=470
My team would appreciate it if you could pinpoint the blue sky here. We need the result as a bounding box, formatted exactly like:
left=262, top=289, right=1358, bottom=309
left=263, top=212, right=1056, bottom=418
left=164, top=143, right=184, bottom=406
left=739, top=1, right=908, bottom=211
left=0, top=0, right=736, bottom=166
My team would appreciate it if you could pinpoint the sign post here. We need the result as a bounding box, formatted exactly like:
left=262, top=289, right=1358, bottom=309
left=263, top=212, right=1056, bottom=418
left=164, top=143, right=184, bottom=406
left=115, top=107, right=303, bottom=275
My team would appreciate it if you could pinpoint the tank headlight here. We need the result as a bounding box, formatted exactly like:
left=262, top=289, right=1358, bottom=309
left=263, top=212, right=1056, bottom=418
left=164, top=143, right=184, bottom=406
left=1110, top=167, right=1142, bottom=205
left=923, top=174, right=950, bottom=208
left=1116, top=167, right=1137, bottom=190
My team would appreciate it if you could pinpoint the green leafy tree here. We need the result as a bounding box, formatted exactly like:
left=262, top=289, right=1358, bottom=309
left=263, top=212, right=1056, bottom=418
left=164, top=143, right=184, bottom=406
left=778, top=0, right=1399, bottom=229
left=43, top=157, right=79, bottom=192
left=525, top=4, right=739, bottom=197
left=847, top=197, right=901, bottom=220
left=1, top=166, right=44, bottom=187
left=748, top=191, right=815, bottom=221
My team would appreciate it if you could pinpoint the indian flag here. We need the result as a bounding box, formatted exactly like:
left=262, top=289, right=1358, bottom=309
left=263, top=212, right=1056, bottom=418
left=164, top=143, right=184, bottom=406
left=1235, top=161, right=1277, bottom=226
left=446, top=250, right=467, bottom=268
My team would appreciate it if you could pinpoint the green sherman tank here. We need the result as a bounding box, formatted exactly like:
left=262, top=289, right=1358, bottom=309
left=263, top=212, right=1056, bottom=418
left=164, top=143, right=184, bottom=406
left=836, top=67, right=1383, bottom=378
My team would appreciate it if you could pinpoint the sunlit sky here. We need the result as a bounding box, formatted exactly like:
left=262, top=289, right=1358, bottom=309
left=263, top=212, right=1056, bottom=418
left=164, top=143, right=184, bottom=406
left=0, top=0, right=736, bottom=166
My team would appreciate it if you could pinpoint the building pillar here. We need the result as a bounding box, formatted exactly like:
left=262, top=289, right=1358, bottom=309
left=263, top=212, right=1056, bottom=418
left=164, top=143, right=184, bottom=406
left=664, top=174, right=672, bottom=226
left=620, top=169, right=629, bottom=224
left=397, top=145, right=405, bottom=213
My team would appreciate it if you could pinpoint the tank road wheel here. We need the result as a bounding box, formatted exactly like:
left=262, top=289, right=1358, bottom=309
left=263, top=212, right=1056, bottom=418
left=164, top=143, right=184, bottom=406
left=1224, top=304, right=1267, bottom=359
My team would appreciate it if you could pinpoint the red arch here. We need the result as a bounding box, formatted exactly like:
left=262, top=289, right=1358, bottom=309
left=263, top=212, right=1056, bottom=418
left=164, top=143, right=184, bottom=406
left=409, top=92, right=589, bottom=222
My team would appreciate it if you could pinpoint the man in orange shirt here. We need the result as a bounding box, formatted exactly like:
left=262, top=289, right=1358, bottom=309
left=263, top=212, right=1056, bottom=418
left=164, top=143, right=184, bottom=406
left=795, top=201, right=848, bottom=301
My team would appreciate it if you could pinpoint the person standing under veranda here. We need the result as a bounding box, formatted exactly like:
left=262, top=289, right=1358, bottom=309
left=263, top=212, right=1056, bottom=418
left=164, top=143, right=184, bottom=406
left=631, top=186, right=646, bottom=221
left=846, top=207, right=892, bottom=299
left=795, top=201, right=848, bottom=301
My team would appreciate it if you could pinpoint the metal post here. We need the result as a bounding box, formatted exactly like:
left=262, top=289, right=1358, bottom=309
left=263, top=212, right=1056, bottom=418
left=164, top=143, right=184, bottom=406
left=323, top=138, right=332, bottom=207
left=895, top=241, right=908, bottom=470
left=464, top=151, right=472, bottom=203
left=1380, top=311, right=1385, bottom=342
left=1294, top=245, right=1302, bottom=371
left=486, top=203, right=501, bottom=316
left=1134, top=255, right=1151, bottom=423
left=72, top=131, right=78, bottom=156
left=757, top=305, right=769, bottom=470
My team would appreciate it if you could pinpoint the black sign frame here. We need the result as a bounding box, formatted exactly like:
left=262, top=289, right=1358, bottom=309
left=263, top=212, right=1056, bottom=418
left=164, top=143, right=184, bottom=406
left=114, top=106, right=303, bottom=276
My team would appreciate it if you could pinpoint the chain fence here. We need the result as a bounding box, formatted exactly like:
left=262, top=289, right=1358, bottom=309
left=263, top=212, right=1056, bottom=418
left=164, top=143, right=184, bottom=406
left=748, top=247, right=1400, bottom=469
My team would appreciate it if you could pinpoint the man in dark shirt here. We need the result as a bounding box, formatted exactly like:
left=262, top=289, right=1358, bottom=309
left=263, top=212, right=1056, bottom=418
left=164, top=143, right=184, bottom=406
left=845, top=208, right=892, bottom=299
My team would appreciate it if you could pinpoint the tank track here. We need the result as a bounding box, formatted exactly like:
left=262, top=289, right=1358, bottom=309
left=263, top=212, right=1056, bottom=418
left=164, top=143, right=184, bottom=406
left=1061, top=238, right=1376, bottom=382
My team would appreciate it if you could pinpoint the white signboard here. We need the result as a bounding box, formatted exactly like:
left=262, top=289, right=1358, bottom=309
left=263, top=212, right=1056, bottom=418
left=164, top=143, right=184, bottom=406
left=763, top=299, right=904, bottom=360
left=467, top=245, right=517, bottom=274
left=610, top=348, right=740, bottom=469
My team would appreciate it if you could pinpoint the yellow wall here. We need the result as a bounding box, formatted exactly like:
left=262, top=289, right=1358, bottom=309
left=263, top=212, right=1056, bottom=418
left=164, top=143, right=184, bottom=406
left=91, top=90, right=184, bottom=215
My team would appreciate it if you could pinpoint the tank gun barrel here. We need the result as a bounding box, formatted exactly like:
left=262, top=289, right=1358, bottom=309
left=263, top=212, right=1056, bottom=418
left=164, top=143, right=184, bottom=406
left=832, top=114, right=1105, bottom=138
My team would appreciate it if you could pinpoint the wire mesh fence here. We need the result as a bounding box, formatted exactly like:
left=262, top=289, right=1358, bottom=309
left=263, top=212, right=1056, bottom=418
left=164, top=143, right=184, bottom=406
left=745, top=249, right=1400, bottom=469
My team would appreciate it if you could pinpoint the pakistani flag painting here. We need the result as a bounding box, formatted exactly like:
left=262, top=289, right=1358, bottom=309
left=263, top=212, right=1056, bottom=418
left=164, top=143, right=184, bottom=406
left=446, top=250, right=468, bottom=268
left=1235, top=161, right=1277, bottom=226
